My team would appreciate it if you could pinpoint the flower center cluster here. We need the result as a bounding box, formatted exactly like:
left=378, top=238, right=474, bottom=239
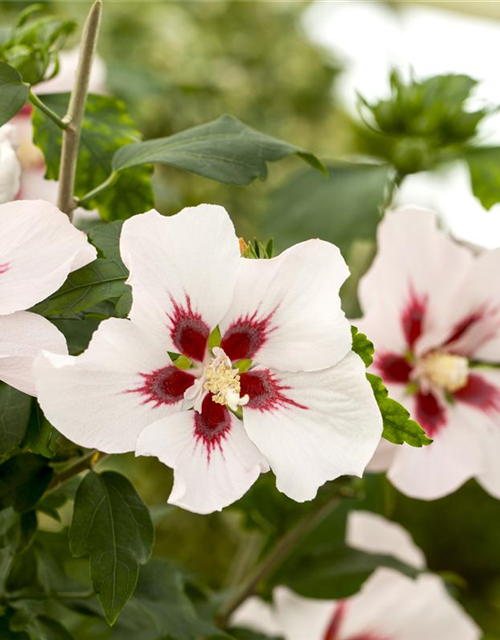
left=202, top=347, right=249, bottom=412
left=416, top=351, right=469, bottom=393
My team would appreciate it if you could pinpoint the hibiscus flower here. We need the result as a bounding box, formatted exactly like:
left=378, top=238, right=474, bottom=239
left=232, top=511, right=480, bottom=640
left=0, top=200, right=96, bottom=394
left=358, top=207, right=500, bottom=499
left=0, top=125, right=22, bottom=203
left=35, top=204, right=382, bottom=514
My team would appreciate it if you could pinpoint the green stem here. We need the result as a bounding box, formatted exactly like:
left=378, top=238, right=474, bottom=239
left=29, top=90, right=68, bottom=130
left=380, top=169, right=403, bottom=215
left=57, top=0, right=103, bottom=218
left=47, top=450, right=108, bottom=495
left=217, top=492, right=344, bottom=627
left=76, top=170, right=118, bottom=208
left=5, top=589, right=94, bottom=602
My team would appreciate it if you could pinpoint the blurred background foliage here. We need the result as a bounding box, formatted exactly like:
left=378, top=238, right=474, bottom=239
left=1, top=0, right=500, bottom=638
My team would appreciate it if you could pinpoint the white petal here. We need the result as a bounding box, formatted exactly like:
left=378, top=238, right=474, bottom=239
left=0, top=200, right=96, bottom=315
left=0, top=126, right=21, bottom=203
left=358, top=207, right=474, bottom=356
left=242, top=352, right=382, bottom=502
left=0, top=311, right=67, bottom=395
left=231, top=597, right=281, bottom=636
left=220, top=240, right=351, bottom=372
left=120, top=205, right=240, bottom=359
left=273, top=586, right=338, bottom=640
left=136, top=408, right=268, bottom=514
left=347, top=511, right=426, bottom=570
left=340, top=569, right=480, bottom=640
left=34, top=318, right=186, bottom=453
left=387, top=401, right=485, bottom=500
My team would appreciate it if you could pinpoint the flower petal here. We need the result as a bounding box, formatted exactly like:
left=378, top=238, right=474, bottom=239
left=0, top=200, right=96, bottom=315
left=339, top=569, right=480, bottom=640
left=358, top=207, right=474, bottom=355
left=120, top=205, right=240, bottom=359
left=231, top=597, right=281, bottom=636
left=0, top=311, right=67, bottom=395
left=0, top=125, right=21, bottom=203
left=136, top=397, right=268, bottom=514
left=34, top=318, right=184, bottom=452
left=241, top=352, right=382, bottom=502
left=220, top=239, right=351, bottom=372
left=347, top=511, right=426, bottom=570
left=387, top=401, right=485, bottom=499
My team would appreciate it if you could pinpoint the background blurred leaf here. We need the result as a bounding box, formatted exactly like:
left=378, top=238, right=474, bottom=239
left=0, top=454, right=52, bottom=513
left=0, top=383, right=32, bottom=457
left=70, top=471, right=155, bottom=625
left=113, top=114, right=325, bottom=186
left=261, top=163, right=389, bottom=258
left=0, top=61, right=28, bottom=125
left=464, top=147, right=500, bottom=210
left=32, top=93, right=154, bottom=220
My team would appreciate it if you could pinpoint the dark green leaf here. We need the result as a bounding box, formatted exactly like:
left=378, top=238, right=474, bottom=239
left=113, top=114, right=325, bottom=186
left=261, top=163, right=389, bottom=257
left=0, top=509, right=37, bottom=593
left=367, top=374, right=432, bottom=447
left=351, top=326, right=374, bottom=368
left=88, top=221, right=124, bottom=263
left=31, top=258, right=129, bottom=317
left=32, top=93, right=154, bottom=221
left=0, top=383, right=32, bottom=457
left=0, top=61, right=29, bottom=126
left=25, top=616, right=74, bottom=640
left=0, top=454, right=53, bottom=512
left=281, top=544, right=419, bottom=599
left=70, top=471, right=155, bottom=625
left=50, top=316, right=102, bottom=355
left=465, top=147, right=500, bottom=210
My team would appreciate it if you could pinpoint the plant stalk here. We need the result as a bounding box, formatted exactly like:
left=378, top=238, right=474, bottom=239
left=47, top=450, right=108, bottom=494
left=217, top=493, right=343, bottom=627
left=57, top=0, right=102, bottom=218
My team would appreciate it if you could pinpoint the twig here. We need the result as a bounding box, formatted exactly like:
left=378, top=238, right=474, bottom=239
left=47, top=450, right=108, bottom=494
left=57, top=0, right=102, bottom=218
left=217, top=492, right=343, bottom=627
left=29, top=90, right=68, bottom=130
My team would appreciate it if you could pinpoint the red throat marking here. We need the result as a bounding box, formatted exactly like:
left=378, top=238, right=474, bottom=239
left=128, top=365, right=195, bottom=408
left=194, top=394, right=232, bottom=460
left=221, top=309, right=277, bottom=361
left=376, top=353, right=412, bottom=384
left=167, top=295, right=210, bottom=362
left=401, top=289, right=427, bottom=349
left=0, top=263, right=10, bottom=275
left=240, top=369, right=307, bottom=412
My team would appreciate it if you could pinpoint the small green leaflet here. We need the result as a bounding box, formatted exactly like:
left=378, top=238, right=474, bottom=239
left=351, top=326, right=431, bottom=447
left=465, top=147, right=500, bottom=210
left=69, top=471, right=154, bottom=625
left=0, top=61, right=29, bottom=126
left=113, top=114, right=326, bottom=186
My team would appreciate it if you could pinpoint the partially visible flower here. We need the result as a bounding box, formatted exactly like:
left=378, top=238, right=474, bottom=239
left=358, top=207, right=500, bottom=500
left=35, top=204, right=382, bottom=514
left=0, top=125, right=22, bottom=203
left=233, top=511, right=480, bottom=640
left=4, top=48, right=106, bottom=221
left=0, top=200, right=96, bottom=395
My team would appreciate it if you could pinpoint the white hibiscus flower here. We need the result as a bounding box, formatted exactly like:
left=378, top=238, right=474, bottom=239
left=35, top=204, right=382, bottom=514
left=0, top=200, right=96, bottom=395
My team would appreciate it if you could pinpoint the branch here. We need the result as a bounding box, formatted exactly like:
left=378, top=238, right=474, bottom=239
left=47, top=450, right=108, bottom=494
left=57, top=0, right=103, bottom=218
left=217, top=491, right=348, bottom=627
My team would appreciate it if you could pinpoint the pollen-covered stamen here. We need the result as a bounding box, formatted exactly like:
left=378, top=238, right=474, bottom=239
left=414, top=351, right=469, bottom=393
left=203, top=347, right=249, bottom=412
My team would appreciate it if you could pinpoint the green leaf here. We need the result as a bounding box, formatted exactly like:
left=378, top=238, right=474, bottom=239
left=0, top=508, right=37, bottom=593
left=25, top=616, right=74, bottom=640
left=280, top=544, right=419, bottom=599
left=351, top=326, right=374, bottom=368
left=32, top=93, right=154, bottom=221
left=367, top=373, right=432, bottom=447
left=25, top=402, right=74, bottom=460
left=0, top=454, right=53, bottom=513
left=69, top=471, right=155, bottom=625
left=0, top=383, right=32, bottom=457
left=465, top=147, right=500, bottom=210
left=0, top=62, right=29, bottom=126
left=261, top=162, right=389, bottom=258
left=30, top=258, right=129, bottom=317
left=113, top=114, right=325, bottom=186
left=88, top=221, right=124, bottom=263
